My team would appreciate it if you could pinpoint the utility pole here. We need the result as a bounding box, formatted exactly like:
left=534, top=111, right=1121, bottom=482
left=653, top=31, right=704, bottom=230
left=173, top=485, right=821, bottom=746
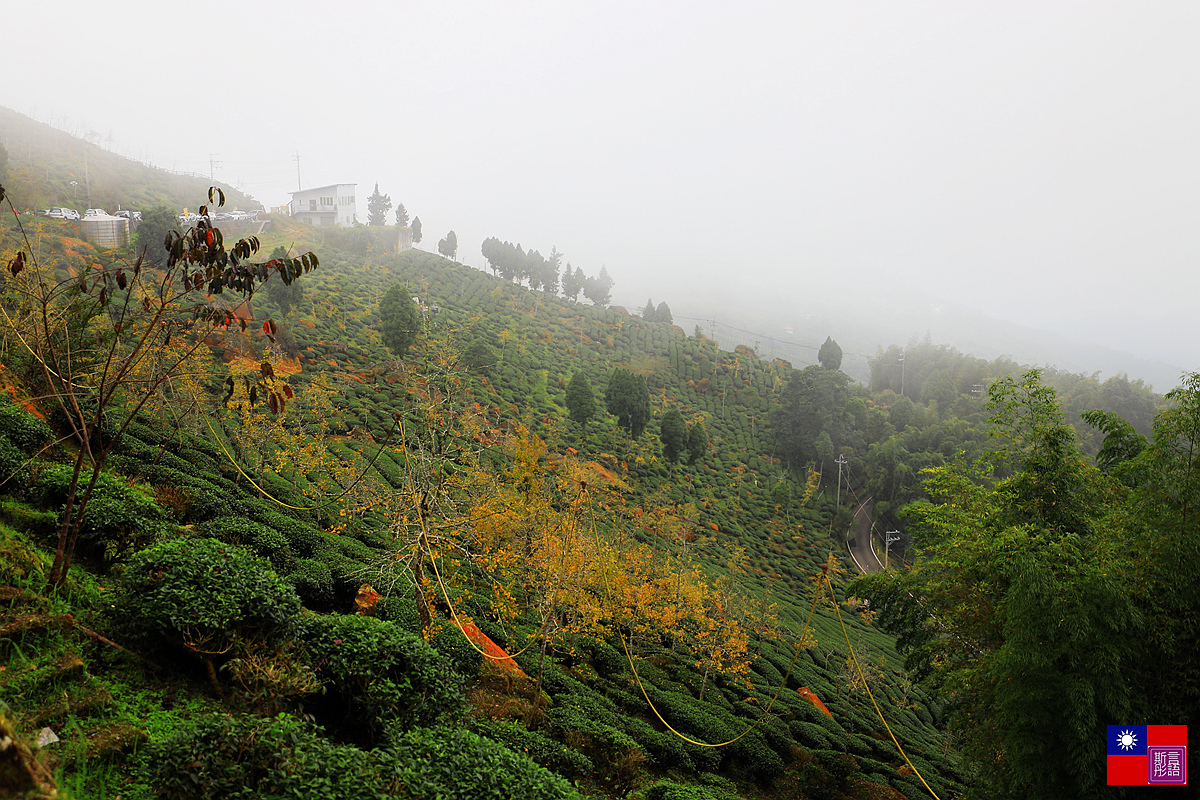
left=294, top=151, right=302, bottom=190
left=209, top=154, right=221, bottom=182
left=885, top=530, right=901, bottom=569
left=835, top=454, right=848, bottom=510
left=899, top=350, right=906, bottom=398
left=83, top=147, right=91, bottom=207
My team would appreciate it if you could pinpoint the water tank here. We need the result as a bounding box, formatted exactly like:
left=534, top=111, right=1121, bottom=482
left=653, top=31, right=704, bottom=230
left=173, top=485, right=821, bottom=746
left=81, top=215, right=130, bottom=249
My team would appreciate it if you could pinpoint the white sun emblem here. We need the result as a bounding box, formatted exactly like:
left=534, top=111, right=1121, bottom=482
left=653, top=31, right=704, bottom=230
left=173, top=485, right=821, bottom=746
left=1117, top=730, right=1138, bottom=750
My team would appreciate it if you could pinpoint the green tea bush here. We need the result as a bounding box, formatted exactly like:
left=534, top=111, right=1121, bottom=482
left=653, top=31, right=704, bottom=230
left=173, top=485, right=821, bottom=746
left=287, top=557, right=334, bottom=607
left=376, top=725, right=579, bottom=800
left=642, top=781, right=717, bottom=800
left=261, top=511, right=324, bottom=556
left=374, top=593, right=420, bottom=631
left=0, top=396, right=52, bottom=451
left=430, top=624, right=484, bottom=676
left=589, top=639, right=626, bottom=677
left=299, top=613, right=465, bottom=743
left=200, top=517, right=293, bottom=570
left=469, top=718, right=593, bottom=778
left=202, top=516, right=273, bottom=548
left=33, top=463, right=167, bottom=559
left=0, top=437, right=31, bottom=490
left=118, top=537, right=301, bottom=661
left=145, top=713, right=381, bottom=800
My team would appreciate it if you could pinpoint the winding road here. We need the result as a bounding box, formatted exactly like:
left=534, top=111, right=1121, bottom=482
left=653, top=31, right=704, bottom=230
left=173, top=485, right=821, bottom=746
left=845, top=494, right=884, bottom=574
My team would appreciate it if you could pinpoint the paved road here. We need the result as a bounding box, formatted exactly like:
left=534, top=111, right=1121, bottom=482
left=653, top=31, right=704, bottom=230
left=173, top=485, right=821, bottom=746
left=845, top=495, right=884, bottom=574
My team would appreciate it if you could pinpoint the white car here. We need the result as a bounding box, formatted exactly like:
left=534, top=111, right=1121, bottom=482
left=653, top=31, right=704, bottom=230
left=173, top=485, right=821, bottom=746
left=84, top=208, right=109, bottom=218
left=47, top=207, right=79, bottom=220
left=113, top=210, right=142, bottom=222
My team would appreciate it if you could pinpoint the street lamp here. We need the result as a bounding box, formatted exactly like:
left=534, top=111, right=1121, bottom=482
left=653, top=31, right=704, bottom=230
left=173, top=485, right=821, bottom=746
left=885, top=530, right=901, bottom=569
left=70, top=181, right=79, bottom=203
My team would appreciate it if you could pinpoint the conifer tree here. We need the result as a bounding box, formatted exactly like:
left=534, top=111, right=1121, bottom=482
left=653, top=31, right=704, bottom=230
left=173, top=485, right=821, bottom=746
left=565, top=372, right=598, bottom=432
left=660, top=408, right=688, bottom=461
left=687, top=421, right=708, bottom=463
left=379, top=284, right=420, bottom=355
left=367, top=183, right=392, bottom=226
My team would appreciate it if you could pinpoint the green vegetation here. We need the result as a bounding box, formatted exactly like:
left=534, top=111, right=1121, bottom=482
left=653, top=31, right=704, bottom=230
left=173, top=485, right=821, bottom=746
left=379, top=284, right=421, bottom=355
left=0, top=119, right=1189, bottom=800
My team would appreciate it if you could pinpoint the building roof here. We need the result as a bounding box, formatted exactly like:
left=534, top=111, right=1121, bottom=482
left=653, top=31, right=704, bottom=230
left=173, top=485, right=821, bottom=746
left=289, top=183, right=357, bottom=196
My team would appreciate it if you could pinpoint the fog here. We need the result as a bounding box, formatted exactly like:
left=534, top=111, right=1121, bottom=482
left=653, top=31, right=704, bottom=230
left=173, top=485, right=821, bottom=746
left=5, top=1, right=1197, bottom=385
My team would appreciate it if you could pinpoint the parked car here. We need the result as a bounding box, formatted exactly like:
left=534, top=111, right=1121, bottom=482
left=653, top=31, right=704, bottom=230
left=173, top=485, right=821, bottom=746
left=84, top=208, right=109, bottom=218
left=113, top=210, right=142, bottom=221
left=47, top=207, right=79, bottom=220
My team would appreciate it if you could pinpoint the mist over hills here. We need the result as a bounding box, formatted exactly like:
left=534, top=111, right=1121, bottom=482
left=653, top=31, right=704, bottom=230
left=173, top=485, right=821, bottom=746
left=2, top=99, right=1185, bottom=393
left=650, top=270, right=1186, bottom=392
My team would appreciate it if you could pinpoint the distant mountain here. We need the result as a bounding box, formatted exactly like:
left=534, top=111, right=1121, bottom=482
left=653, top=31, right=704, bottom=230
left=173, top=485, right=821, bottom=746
left=0, top=105, right=255, bottom=214
left=657, top=275, right=1187, bottom=392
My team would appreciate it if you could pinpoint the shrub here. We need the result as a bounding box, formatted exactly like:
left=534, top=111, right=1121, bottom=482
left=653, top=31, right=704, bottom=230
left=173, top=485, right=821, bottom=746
left=299, top=613, right=465, bottom=743
left=287, top=557, right=334, bottom=607
left=469, top=718, right=593, bottom=778
left=118, top=538, right=301, bottom=673
left=261, top=511, right=324, bottom=556
left=33, top=463, right=167, bottom=560
left=145, top=713, right=380, bottom=800
left=374, top=593, right=420, bottom=631
left=201, top=516, right=294, bottom=569
left=643, top=781, right=717, bottom=800
left=589, top=639, right=626, bottom=677
left=0, top=437, right=31, bottom=491
left=376, top=726, right=579, bottom=800
left=430, top=624, right=484, bottom=676
left=0, top=397, right=53, bottom=451
left=547, top=704, right=647, bottom=794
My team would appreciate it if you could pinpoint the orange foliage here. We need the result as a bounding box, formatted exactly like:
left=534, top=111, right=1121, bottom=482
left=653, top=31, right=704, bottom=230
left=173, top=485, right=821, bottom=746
left=798, top=686, right=833, bottom=717
left=355, top=584, right=382, bottom=615
left=457, top=621, right=529, bottom=680
left=230, top=353, right=303, bottom=377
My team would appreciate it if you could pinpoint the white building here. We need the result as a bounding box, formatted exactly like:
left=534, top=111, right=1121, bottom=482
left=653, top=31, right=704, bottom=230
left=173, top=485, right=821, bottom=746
left=289, top=183, right=357, bottom=227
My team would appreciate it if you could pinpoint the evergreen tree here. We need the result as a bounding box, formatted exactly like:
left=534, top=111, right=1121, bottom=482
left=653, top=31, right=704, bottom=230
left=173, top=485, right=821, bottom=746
left=687, top=421, right=708, bottom=464
left=394, top=203, right=409, bottom=227
left=379, top=284, right=421, bottom=355
left=642, top=299, right=657, bottom=320
left=565, top=372, right=599, bottom=432
left=438, top=230, right=458, bottom=261
left=818, top=336, right=843, bottom=370
left=655, top=301, right=673, bottom=324
left=411, top=216, right=422, bottom=244
left=561, top=264, right=583, bottom=301
left=367, top=183, right=392, bottom=226
left=543, top=247, right=562, bottom=295
left=583, top=266, right=613, bottom=306
left=605, top=369, right=651, bottom=438
left=660, top=408, right=688, bottom=461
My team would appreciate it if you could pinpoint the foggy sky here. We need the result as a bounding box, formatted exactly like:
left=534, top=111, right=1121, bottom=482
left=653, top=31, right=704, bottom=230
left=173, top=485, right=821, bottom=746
left=5, top=1, right=1197, bottom=380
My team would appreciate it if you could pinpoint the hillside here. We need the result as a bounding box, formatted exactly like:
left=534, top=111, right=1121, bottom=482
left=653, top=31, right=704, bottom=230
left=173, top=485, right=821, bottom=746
left=1, top=121, right=1194, bottom=800
left=0, top=105, right=256, bottom=214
